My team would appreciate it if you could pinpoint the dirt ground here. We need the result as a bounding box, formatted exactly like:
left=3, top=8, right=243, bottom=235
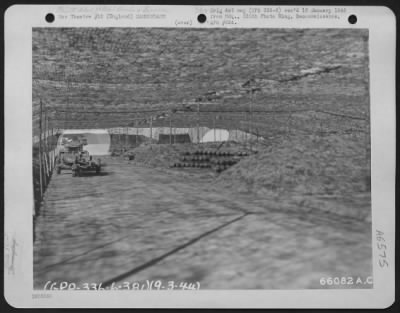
left=33, top=156, right=372, bottom=290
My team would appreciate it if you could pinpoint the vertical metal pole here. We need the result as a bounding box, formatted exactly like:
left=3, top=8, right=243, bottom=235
left=197, top=103, right=200, bottom=143
left=244, top=112, right=248, bottom=145
left=118, top=128, right=121, bottom=147
left=44, top=153, right=49, bottom=179
left=51, top=126, right=54, bottom=171
left=249, top=90, right=253, bottom=151
left=149, top=116, right=153, bottom=142
left=214, top=115, right=216, bottom=142
left=38, top=100, right=43, bottom=198
left=49, top=118, right=53, bottom=173
left=42, top=106, right=47, bottom=185
left=44, top=109, right=49, bottom=178
left=169, top=113, right=172, bottom=145
left=125, top=126, right=128, bottom=148
left=136, top=121, right=138, bottom=146
left=46, top=111, right=50, bottom=174
left=64, top=108, right=67, bottom=130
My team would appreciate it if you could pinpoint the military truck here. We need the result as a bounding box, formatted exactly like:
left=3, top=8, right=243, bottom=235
left=56, top=142, right=101, bottom=176
left=56, top=142, right=83, bottom=174
left=71, top=152, right=101, bottom=177
left=61, top=134, right=88, bottom=147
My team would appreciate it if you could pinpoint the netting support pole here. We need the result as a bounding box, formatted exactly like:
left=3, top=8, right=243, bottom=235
left=51, top=125, right=54, bottom=171
left=48, top=117, right=53, bottom=173
left=213, top=115, right=216, bottom=142
left=249, top=90, right=253, bottom=151
left=42, top=106, right=46, bottom=189
left=136, top=122, right=138, bottom=146
left=197, top=103, right=200, bottom=143
left=169, top=113, right=172, bottom=145
left=47, top=111, right=51, bottom=174
left=44, top=109, right=49, bottom=177
left=245, top=112, right=248, bottom=146
left=38, top=100, right=43, bottom=199
left=125, top=127, right=128, bottom=148
left=149, top=116, right=153, bottom=142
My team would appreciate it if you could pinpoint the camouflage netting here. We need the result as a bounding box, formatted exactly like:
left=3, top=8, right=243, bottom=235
left=32, top=28, right=370, bottom=138
left=32, top=28, right=371, bottom=219
left=215, top=133, right=370, bottom=195
left=214, top=132, right=371, bottom=220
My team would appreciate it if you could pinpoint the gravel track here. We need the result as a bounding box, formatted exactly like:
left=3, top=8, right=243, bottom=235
left=34, top=157, right=372, bottom=289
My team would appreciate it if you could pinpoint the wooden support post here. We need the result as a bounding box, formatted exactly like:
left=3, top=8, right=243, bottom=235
left=249, top=90, right=253, bottom=151
left=44, top=110, right=47, bottom=176
left=38, top=100, right=43, bottom=198
left=51, top=127, right=54, bottom=170
left=48, top=121, right=52, bottom=173
left=44, top=153, right=49, bottom=178
left=42, top=138, right=47, bottom=186
left=45, top=110, right=50, bottom=175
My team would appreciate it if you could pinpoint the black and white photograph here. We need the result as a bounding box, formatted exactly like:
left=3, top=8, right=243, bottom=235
left=3, top=4, right=396, bottom=308
left=32, top=27, right=373, bottom=290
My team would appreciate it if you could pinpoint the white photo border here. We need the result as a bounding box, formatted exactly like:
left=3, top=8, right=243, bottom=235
left=4, top=5, right=396, bottom=308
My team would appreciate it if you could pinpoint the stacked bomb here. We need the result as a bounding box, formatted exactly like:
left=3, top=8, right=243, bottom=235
left=171, top=149, right=253, bottom=172
left=175, top=151, right=212, bottom=169
left=210, top=150, right=250, bottom=173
